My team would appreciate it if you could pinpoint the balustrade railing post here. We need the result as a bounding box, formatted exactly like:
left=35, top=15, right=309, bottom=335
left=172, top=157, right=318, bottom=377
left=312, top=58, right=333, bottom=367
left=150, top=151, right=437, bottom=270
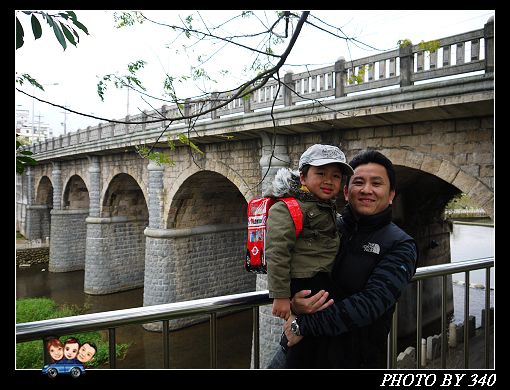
left=208, top=91, right=218, bottom=120
left=184, top=99, right=191, bottom=125
left=283, top=71, right=294, bottom=106
left=399, top=44, right=413, bottom=87
left=334, top=56, right=346, bottom=98
left=484, top=16, right=494, bottom=73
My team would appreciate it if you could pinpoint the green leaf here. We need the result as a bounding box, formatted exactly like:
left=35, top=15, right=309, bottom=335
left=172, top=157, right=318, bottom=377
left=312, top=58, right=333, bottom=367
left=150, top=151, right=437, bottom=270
left=16, top=17, right=24, bottom=49
left=51, top=20, right=67, bottom=50
left=70, top=26, right=80, bottom=43
left=60, top=22, right=77, bottom=46
left=72, top=19, right=89, bottom=35
left=66, top=11, right=77, bottom=20
left=30, top=14, right=42, bottom=40
left=18, top=156, right=37, bottom=164
left=178, top=134, right=204, bottom=155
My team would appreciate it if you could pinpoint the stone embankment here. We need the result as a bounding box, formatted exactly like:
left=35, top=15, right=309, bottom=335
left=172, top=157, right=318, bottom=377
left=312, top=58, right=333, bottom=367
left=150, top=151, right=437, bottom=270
left=16, top=238, right=49, bottom=267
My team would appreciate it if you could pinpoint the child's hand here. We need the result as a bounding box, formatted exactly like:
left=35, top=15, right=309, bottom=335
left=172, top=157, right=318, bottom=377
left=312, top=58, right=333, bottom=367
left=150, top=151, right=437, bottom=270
left=272, top=298, right=291, bottom=320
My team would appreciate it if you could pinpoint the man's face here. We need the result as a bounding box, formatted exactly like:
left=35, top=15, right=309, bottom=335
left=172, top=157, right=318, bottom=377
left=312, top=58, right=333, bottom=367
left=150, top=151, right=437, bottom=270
left=344, top=162, right=395, bottom=216
left=77, top=343, right=96, bottom=363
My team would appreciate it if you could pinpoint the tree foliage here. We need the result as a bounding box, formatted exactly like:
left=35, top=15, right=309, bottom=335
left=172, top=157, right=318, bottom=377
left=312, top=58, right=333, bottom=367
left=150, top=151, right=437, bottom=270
left=16, top=11, right=89, bottom=51
left=16, top=11, right=89, bottom=174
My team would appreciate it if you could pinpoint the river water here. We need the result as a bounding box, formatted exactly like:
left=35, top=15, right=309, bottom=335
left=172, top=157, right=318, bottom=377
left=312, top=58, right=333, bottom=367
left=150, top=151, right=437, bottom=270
left=16, top=220, right=494, bottom=368
left=449, top=221, right=494, bottom=327
left=15, top=265, right=253, bottom=369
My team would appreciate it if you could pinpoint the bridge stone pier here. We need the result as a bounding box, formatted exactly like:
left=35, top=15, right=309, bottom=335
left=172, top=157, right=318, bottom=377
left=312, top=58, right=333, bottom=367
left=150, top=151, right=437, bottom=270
left=16, top=18, right=493, bottom=367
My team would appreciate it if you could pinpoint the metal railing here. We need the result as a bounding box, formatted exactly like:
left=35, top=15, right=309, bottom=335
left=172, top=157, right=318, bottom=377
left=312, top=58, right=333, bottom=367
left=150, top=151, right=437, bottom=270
left=16, top=258, right=493, bottom=369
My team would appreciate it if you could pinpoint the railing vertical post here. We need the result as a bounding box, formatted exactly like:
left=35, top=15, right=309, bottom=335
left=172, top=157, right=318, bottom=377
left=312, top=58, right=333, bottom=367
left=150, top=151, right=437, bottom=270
left=399, top=44, right=413, bottom=87
left=334, top=57, right=346, bottom=98
left=416, top=280, right=423, bottom=368
left=387, top=302, right=398, bottom=368
left=209, top=312, right=217, bottom=368
left=243, top=89, right=252, bottom=113
left=184, top=98, right=191, bottom=125
left=441, top=275, right=448, bottom=368
left=211, top=91, right=219, bottom=119
left=464, top=271, right=470, bottom=368
left=163, top=320, right=170, bottom=369
left=484, top=16, right=494, bottom=73
left=42, top=337, right=51, bottom=364
left=484, top=267, right=491, bottom=368
left=108, top=327, right=116, bottom=368
left=253, top=306, right=260, bottom=369
left=283, top=71, right=294, bottom=106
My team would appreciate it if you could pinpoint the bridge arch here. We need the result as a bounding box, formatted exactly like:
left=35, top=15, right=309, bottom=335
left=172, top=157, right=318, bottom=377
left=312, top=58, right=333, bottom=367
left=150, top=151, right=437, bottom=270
left=100, top=169, right=148, bottom=218
left=84, top=173, right=148, bottom=294
left=379, top=148, right=493, bottom=220
left=35, top=175, right=53, bottom=206
left=49, top=175, right=90, bottom=273
left=164, top=159, right=256, bottom=223
left=62, top=175, right=89, bottom=210
left=30, top=175, right=54, bottom=241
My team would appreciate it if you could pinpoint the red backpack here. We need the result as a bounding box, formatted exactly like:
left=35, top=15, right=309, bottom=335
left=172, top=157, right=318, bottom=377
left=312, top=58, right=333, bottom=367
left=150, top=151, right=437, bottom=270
left=245, top=197, right=303, bottom=274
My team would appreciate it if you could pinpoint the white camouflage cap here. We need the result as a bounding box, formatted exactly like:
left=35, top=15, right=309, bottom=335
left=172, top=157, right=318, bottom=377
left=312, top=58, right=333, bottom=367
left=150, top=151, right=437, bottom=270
left=298, top=144, right=354, bottom=175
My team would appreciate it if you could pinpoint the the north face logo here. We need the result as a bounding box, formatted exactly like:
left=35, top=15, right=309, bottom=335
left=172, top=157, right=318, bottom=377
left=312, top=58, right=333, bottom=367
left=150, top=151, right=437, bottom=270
left=363, top=242, right=380, bottom=254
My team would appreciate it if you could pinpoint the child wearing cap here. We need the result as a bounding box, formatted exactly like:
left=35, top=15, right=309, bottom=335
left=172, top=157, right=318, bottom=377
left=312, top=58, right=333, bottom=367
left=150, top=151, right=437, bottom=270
left=263, top=144, right=353, bottom=368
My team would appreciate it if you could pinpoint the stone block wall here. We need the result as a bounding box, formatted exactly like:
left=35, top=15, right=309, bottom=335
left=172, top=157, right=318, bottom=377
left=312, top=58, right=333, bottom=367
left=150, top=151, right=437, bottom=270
left=49, top=210, right=88, bottom=272
left=16, top=247, right=49, bottom=265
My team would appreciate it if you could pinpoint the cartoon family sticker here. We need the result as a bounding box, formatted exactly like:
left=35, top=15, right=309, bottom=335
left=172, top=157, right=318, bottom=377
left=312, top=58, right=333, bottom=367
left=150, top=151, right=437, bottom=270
left=42, top=337, right=97, bottom=378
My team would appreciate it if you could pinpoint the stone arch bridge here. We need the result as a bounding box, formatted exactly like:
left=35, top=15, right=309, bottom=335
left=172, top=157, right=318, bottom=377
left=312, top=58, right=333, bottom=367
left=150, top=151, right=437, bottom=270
left=16, top=19, right=493, bottom=366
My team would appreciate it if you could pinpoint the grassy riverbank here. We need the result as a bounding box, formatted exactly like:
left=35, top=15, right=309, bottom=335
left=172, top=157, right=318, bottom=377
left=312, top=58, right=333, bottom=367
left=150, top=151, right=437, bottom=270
left=16, top=297, right=129, bottom=369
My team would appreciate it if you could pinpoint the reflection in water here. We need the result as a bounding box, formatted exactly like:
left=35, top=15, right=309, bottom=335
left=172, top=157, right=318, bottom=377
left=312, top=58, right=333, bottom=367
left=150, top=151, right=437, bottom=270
left=449, top=221, right=495, bottom=328
left=16, top=263, right=253, bottom=369
left=450, top=222, right=494, bottom=287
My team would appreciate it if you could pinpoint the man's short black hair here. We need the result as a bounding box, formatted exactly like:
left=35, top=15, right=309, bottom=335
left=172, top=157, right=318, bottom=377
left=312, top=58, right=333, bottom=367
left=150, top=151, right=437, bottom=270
left=347, top=150, right=396, bottom=191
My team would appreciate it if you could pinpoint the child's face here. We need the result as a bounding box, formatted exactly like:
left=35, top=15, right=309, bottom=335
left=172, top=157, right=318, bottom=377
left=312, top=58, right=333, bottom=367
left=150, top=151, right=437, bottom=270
left=300, top=163, right=343, bottom=201
left=49, top=344, right=64, bottom=361
left=64, top=342, right=79, bottom=360
left=77, top=343, right=96, bottom=363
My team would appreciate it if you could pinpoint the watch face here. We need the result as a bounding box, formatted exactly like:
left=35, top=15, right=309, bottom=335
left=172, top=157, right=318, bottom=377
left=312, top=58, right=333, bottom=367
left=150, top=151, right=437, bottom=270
left=291, top=320, right=299, bottom=335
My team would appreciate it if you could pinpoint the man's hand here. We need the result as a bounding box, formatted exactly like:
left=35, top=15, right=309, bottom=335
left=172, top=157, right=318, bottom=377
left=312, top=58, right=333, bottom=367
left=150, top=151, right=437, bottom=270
left=284, top=314, right=303, bottom=347
left=291, top=289, right=334, bottom=314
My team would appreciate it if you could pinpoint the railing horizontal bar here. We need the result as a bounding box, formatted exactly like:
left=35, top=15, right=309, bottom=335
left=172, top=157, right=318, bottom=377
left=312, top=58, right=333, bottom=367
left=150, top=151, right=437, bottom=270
left=16, top=258, right=493, bottom=344
left=412, top=258, right=493, bottom=281
left=16, top=290, right=271, bottom=342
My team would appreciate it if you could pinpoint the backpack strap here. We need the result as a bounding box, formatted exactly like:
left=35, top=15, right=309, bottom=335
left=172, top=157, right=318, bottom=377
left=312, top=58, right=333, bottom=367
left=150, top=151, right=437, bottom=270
left=278, top=197, right=303, bottom=237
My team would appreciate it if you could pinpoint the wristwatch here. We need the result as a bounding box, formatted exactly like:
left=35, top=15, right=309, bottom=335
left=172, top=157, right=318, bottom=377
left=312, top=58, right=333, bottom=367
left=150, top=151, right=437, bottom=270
left=290, top=317, right=301, bottom=336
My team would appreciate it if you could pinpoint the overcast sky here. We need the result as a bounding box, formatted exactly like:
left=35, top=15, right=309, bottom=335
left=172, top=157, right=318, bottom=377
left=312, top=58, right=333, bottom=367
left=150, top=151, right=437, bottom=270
left=15, top=10, right=494, bottom=136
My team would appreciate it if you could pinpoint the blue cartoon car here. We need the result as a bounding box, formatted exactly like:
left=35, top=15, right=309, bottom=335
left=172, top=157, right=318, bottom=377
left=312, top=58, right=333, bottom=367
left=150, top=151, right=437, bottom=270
left=42, top=362, right=86, bottom=378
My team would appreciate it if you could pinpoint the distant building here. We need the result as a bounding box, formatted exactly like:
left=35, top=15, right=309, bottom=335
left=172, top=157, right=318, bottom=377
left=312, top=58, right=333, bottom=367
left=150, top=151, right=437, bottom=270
left=16, top=106, right=54, bottom=143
